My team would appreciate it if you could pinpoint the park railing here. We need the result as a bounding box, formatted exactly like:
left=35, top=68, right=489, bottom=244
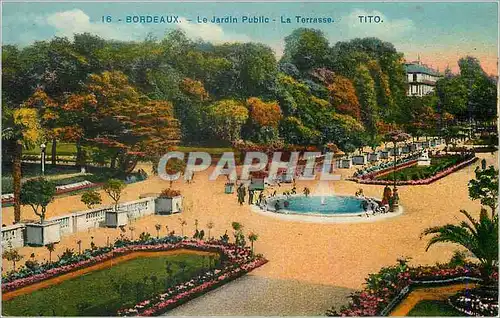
left=1, top=197, right=156, bottom=249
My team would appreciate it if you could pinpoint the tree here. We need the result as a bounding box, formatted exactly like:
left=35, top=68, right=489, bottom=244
left=248, top=232, right=258, bottom=255
left=103, top=179, right=126, bottom=211
left=468, top=166, right=498, bottom=214
left=19, top=178, right=56, bottom=223
left=353, top=64, right=378, bottom=138
left=80, top=190, right=102, bottom=209
left=205, top=99, right=249, bottom=142
left=421, top=208, right=498, bottom=284
left=3, top=107, right=43, bottom=223
left=163, top=157, right=186, bottom=187
left=245, top=97, right=282, bottom=143
left=155, top=224, right=162, bottom=239
left=46, top=242, right=56, bottom=263
left=2, top=244, right=23, bottom=271
left=282, top=28, right=330, bottom=73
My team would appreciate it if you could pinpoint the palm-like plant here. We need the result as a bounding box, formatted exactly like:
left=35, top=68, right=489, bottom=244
left=178, top=218, right=187, bottom=237
left=207, top=221, right=214, bottom=240
left=46, top=242, right=56, bottom=263
left=248, top=232, right=258, bottom=255
left=155, top=224, right=161, bottom=238
left=421, top=208, right=498, bottom=284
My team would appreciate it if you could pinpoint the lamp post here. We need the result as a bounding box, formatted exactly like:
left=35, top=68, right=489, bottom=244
left=393, top=141, right=397, bottom=190
left=40, top=143, right=46, bottom=176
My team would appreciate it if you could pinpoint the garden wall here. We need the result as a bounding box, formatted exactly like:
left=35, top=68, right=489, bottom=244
left=1, top=197, right=156, bottom=249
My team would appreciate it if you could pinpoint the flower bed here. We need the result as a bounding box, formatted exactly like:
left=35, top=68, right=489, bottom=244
left=326, top=259, right=497, bottom=316
left=449, top=287, right=499, bottom=316
left=118, top=257, right=267, bottom=316
left=2, top=237, right=267, bottom=316
left=355, top=156, right=478, bottom=186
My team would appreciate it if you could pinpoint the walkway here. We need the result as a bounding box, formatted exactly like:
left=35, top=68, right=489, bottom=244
left=165, top=274, right=354, bottom=316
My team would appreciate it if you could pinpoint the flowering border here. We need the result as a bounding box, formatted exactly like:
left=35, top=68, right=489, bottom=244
left=326, top=261, right=497, bottom=317
left=355, top=156, right=478, bottom=186
left=2, top=239, right=266, bottom=294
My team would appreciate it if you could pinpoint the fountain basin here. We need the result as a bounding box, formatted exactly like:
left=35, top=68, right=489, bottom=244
left=266, top=195, right=367, bottom=216
left=254, top=194, right=403, bottom=223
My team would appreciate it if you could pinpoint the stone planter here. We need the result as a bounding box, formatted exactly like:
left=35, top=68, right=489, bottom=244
left=340, top=158, right=352, bottom=169
left=430, top=140, right=436, bottom=147
left=389, top=147, right=402, bottom=156
left=368, top=152, right=380, bottom=162
left=25, top=221, right=61, bottom=246
left=249, top=178, right=265, bottom=191
left=225, top=183, right=235, bottom=194
left=402, top=146, right=411, bottom=154
left=105, top=209, right=129, bottom=227
left=422, top=141, right=430, bottom=148
left=155, top=196, right=183, bottom=215
left=380, top=151, right=389, bottom=159
left=352, top=155, right=367, bottom=165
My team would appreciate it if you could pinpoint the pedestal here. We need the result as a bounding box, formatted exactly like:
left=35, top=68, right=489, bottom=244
left=155, top=196, right=183, bottom=215
left=105, top=209, right=129, bottom=227
left=25, top=221, right=61, bottom=246
left=340, top=158, right=352, bottom=169
left=225, top=184, right=235, bottom=194
left=368, top=153, right=380, bottom=162
left=352, top=155, right=367, bottom=165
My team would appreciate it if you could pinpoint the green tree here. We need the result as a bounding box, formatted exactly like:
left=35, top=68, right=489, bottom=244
left=19, top=178, right=56, bottom=223
left=205, top=99, right=249, bottom=142
left=103, top=179, right=126, bottom=211
left=2, top=244, right=24, bottom=271
left=421, top=208, right=498, bottom=284
left=282, top=28, right=330, bottom=73
left=353, top=64, right=378, bottom=137
left=80, top=190, right=102, bottom=209
left=468, top=166, right=498, bottom=214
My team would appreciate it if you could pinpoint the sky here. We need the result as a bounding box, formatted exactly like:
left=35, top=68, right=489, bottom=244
left=2, top=1, right=498, bottom=75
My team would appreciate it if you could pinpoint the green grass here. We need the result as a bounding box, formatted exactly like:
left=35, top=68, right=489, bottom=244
left=407, top=300, right=462, bottom=316
left=176, top=146, right=233, bottom=155
left=23, top=142, right=77, bottom=156
left=376, top=155, right=463, bottom=182
left=2, top=254, right=213, bottom=316
left=22, top=143, right=233, bottom=157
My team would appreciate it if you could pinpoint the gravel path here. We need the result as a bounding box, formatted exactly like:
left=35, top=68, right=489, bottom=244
left=165, top=274, right=354, bottom=316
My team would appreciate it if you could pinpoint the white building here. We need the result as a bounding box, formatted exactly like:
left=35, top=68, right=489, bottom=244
left=405, top=61, right=442, bottom=96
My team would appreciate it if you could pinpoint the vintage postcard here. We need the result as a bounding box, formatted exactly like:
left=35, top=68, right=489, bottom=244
left=1, top=0, right=499, bottom=316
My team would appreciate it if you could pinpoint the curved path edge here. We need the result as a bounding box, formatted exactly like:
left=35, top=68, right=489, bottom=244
left=389, top=282, right=478, bottom=316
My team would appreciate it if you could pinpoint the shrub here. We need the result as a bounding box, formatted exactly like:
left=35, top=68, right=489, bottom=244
left=160, top=188, right=181, bottom=198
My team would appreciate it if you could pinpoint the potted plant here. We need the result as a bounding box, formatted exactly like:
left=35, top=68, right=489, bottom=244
left=155, top=188, right=182, bottom=215
left=20, top=178, right=61, bottom=246
left=103, top=179, right=128, bottom=227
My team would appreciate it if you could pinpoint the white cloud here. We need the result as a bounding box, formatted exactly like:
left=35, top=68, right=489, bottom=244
left=177, top=17, right=251, bottom=44
left=342, top=9, right=415, bottom=40
left=46, top=9, right=146, bottom=41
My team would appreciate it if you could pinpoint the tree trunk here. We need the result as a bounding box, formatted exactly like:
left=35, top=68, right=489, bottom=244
left=51, top=138, right=57, bottom=167
left=13, top=142, right=22, bottom=224
left=75, top=139, right=84, bottom=169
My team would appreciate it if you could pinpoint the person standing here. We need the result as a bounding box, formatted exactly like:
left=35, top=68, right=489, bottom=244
left=248, top=189, right=254, bottom=205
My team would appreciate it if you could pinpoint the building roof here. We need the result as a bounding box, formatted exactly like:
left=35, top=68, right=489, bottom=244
left=404, top=63, right=441, bottom=76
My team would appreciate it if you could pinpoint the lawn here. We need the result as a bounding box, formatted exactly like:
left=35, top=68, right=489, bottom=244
left=23, top=142, right=77, bottom=156
left=2, top=254, right=213, bottom=316
left=376, top=155, right=464, bottom=182
left=407, top=300, right=462, bottom=316
left=23, top=143, right=233, bottom=157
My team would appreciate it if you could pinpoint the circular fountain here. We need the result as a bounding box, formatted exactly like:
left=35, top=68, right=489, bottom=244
left=254, top=181, right=403, bottom=223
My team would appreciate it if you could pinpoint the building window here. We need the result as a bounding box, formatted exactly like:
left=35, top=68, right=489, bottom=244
left=413, top=74, right=417, bottom=82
